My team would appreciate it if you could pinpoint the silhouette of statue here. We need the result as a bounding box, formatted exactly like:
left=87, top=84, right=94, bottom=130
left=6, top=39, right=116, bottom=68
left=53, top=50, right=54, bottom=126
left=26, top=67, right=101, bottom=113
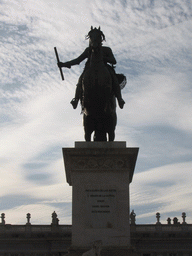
left=0, top=213, right=5, bottom=225
left=58, top=26, right=126, bottom=141
left=26, top=213, right=31, bottom=225
left=51, top=211, right=59, bottom=225
left=130, top=210, right=136, bottom=225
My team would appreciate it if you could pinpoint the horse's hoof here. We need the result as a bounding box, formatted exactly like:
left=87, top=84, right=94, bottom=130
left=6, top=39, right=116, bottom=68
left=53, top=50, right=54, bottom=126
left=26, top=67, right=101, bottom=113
left=70, top=98, right=78, bottom=109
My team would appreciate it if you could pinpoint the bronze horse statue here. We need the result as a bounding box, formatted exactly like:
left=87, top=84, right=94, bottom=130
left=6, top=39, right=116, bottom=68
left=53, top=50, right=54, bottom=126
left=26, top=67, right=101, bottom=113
left=57, top=27, right=126, bottom=141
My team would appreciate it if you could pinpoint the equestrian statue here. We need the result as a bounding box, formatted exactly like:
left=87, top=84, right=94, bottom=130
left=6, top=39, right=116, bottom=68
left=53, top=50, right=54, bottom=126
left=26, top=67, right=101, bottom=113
left=56, top=26, right=126, bottom=141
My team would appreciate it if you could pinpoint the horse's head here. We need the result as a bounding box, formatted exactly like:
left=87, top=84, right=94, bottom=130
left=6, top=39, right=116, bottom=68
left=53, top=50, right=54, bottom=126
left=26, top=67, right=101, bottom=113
left=86, top=26, right=105, bottom=49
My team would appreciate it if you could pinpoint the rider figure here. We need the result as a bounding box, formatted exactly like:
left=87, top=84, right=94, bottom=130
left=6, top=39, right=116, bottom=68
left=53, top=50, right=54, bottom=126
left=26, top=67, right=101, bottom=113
left=58, top=27, right=125, bottom=109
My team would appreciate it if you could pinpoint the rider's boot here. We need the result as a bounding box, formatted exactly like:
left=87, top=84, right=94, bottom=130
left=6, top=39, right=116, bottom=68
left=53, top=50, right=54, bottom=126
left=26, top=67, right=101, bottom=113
left=70, top=98, right=79, bottom=109
left=111, top=72, right=125, bottom=109
left=117, top=97, right=125, bottom=109
left=115, top=89, right=125, bottom=109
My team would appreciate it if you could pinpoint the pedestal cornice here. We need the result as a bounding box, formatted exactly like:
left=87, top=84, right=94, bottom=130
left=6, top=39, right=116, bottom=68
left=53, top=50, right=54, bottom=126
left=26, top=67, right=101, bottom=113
left=63, top=142, right=139, bottom=186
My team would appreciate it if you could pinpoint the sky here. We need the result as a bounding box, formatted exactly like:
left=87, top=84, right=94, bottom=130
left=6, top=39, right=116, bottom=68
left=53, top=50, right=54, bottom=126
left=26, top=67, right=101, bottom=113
left=0, top=0, right=192, bottom=225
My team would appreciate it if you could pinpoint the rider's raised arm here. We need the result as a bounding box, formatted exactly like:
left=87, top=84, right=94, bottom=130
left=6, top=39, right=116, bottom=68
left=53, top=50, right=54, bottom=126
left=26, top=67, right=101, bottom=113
left=103, top=47, right=117, bottom=65
left=59, top=48, right=89, bottom=68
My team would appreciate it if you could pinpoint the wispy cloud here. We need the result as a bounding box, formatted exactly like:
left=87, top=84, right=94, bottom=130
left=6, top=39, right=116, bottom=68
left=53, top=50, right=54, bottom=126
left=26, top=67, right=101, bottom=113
left=131, top=161, right=192, bottom=223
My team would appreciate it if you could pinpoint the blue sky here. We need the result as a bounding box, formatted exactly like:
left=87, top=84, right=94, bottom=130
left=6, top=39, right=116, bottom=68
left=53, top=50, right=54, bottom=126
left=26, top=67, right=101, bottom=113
left=0, top=0, right=192, bottom=225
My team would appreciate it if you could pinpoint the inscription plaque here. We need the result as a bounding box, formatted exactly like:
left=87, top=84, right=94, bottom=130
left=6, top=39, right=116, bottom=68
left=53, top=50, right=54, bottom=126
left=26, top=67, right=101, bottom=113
left=85, top=189, right=117, bottom=229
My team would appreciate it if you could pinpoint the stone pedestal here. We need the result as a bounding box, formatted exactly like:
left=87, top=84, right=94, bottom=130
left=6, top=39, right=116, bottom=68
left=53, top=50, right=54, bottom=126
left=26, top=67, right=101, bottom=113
left=63, top=142, right=139, bottom=255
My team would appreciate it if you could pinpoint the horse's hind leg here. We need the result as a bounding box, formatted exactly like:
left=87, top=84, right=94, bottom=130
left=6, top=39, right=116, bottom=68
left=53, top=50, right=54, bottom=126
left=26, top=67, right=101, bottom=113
left=107, top=113, right=116, bottom=141
left=83, top=115, right=94, bottom=141
left=94, top=130, right=107, bottom=141
left=84, top=125, right=92, bottom=142
left=85, top=132, right=92, bottom=141
left=108, top=130, right=115, bottom=141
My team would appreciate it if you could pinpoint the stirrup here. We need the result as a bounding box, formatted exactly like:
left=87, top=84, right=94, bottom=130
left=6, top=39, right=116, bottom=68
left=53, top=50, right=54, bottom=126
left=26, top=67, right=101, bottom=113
left=70, top=98, right=78, bottom=109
